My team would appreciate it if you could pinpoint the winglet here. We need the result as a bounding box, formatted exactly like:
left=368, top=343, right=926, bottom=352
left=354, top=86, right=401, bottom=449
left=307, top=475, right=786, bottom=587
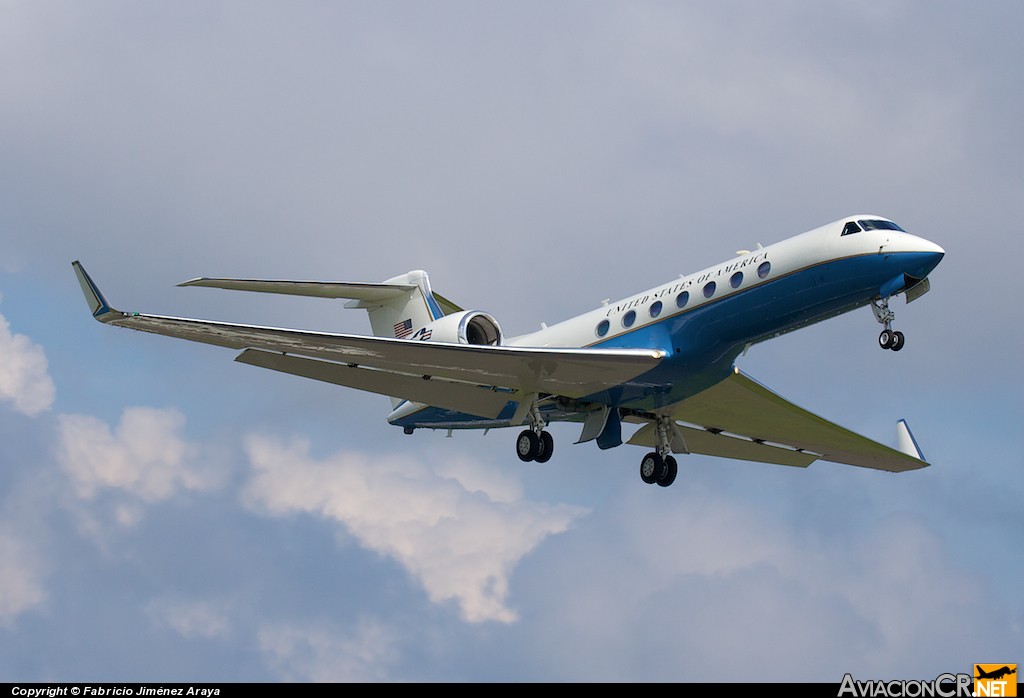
left=71, top=261, right=119, bottom=321
left=896, top=419, right=927, bottom=463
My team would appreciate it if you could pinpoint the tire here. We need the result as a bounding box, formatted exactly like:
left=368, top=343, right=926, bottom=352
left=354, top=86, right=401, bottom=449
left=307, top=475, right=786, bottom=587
left=516, top=430, right=539, bottom=462
left=657, top=456, right=678, bottom=487
left=640, top=452, right=665, bottom=484
left=890, top=331, right=905, bottom=352
left=534, top=431, right=554, bottom=463
left=878, top=330, right=894, bottom=349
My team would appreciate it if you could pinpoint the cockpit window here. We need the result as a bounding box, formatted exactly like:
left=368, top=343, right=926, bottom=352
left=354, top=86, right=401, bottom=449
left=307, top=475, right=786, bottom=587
left=841, top=221, right=862, bottom=236
left=858, top=219, right=906, bottom=232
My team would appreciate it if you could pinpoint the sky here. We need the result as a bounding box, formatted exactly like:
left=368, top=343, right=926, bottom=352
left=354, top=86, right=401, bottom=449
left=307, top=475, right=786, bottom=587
left=1, top=0, right=1021, bottom=683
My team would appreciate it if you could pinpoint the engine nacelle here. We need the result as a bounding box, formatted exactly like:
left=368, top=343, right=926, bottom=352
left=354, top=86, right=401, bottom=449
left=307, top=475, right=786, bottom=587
left=411, top=310, right=503, bottom=346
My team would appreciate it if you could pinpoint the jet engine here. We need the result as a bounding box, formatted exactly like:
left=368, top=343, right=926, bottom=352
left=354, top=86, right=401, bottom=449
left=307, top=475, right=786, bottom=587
left=412, top=310, right=503, bottom=345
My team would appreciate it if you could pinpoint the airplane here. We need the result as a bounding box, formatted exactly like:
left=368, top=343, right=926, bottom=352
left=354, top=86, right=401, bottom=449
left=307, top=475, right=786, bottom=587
left=72, top=214, right=944, bottom=488
left=976, top=666, right=1017, bottom=681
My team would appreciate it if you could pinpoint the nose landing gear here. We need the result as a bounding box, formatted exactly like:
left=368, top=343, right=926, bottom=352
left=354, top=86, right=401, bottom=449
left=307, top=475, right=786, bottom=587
left=872, top=298, right=905, bottom=352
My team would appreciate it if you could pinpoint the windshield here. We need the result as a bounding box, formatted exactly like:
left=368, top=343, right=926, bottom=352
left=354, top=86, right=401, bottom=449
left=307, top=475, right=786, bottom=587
left=858, top=219, right=906, bottom=232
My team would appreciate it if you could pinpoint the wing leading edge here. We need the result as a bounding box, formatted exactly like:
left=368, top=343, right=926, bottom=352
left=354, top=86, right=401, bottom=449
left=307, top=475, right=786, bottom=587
left=72, top=262, right=665, bottom=404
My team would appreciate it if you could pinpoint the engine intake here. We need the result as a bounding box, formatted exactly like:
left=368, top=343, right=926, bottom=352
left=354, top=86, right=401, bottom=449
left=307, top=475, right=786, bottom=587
left=412, top=310, right=503, bottom=345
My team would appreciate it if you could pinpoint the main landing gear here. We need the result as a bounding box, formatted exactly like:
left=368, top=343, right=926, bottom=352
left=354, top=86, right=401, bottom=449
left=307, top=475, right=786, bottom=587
left=516, top=429, right=553, bottom=463
left=639, top=416, right=678, bottom=487
left=513, top=405, right=680, bottom=488
left=640, top=452, right=677, bottom=487
left=516, top=402, right=553, bottom=463
left=871, top=297, right=905, bottom=352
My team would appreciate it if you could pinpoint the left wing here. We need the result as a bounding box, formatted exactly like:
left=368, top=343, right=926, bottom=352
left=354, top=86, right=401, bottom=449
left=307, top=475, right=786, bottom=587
left=628, top=369, right=928, bottom=472
left=73, top=262, right=665, bottom=406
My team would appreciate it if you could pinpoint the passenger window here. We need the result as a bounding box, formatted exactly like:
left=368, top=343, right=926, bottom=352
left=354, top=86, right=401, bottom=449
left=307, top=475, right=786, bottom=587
left=622, top=310, right=636, bottom=328
left=758, top=261, right=771, bottom=279
left=730, top=271, right=743, bottom=288
left=649, top=301, right=663, bottom=318
left=703, top=281, right=716, bottom=298
left=676, top=291, right=689, bottom=308
left=596, top=320, right=610, bottom=337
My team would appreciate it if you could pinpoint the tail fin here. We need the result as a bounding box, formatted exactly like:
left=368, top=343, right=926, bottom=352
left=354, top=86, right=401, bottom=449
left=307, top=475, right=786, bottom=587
left=344, top=270, right=446, bottom=338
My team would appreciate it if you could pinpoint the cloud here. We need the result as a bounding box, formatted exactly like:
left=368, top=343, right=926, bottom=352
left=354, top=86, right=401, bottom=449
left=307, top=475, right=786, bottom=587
left=242, top=436, right=587, bottom=623
left=257, top=619, right=399, bottom=682
left=0, top=525, right=46, bottom=626
left=147, top=598, right=231, bottom=640
left=0, top=305, right=55, bottom=416
left=56, top=406, right=218, bottom=505
left=521, top=485, right=1009, bottom=681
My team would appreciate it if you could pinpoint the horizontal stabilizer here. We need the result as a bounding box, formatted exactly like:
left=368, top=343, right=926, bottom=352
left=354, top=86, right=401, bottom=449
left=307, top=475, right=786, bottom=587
left=179, top=277, right=416, bottom=303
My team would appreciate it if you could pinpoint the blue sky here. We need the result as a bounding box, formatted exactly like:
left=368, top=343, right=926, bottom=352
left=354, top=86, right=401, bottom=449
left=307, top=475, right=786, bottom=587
left=1, top=0, right=1021, bottom=682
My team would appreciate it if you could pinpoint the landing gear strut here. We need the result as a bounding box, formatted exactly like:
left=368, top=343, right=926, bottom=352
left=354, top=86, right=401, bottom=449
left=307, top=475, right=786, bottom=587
left=516, top=402, right=554, bottom=463
left=871, top=297, right=905, bottom=352
left=639, top=416, right=678, bottom=487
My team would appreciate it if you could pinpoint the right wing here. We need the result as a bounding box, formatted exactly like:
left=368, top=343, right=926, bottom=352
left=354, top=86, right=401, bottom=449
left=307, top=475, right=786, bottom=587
left=628, top=369, right=928, bottom=472
left=73, top=262, right=664, bottom=416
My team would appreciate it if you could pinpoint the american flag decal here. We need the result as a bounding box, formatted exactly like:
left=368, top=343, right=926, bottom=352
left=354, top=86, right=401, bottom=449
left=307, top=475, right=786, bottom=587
left=394, top=318, right=414, bottom=338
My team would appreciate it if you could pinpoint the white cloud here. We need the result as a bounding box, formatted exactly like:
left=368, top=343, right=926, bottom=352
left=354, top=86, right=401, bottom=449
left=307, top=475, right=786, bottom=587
left=56, top=406, right=218, bottom=505
left=257, top=619, right=399, bottom=682
left=0, top=306, right=55, bottom=416
left=147, top=598, right=231, bottom=640
left=523, top=485, right=1006, bottom=681
left=0, top=525, right=46, bottom=626
left=242, top=436, right=587, bottom=623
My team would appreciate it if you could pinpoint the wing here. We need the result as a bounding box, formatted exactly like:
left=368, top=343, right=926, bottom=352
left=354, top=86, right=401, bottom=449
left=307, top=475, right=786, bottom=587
left=628, top=369, right=928, bottom=472
left=73, top=262, right=664, bottom=416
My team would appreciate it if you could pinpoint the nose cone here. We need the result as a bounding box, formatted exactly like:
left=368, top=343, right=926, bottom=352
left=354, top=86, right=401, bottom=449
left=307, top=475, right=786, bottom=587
left=907, top=236, right=944, bottom=278
left=917, top=237, right=945, bottom=257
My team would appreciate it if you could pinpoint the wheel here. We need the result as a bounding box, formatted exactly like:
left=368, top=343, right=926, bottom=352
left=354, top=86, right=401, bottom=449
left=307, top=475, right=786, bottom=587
left=640, top=452, right=665, bottom=484
left=534, top=431, right=554, bottom=463
left=516, top=430, right=539, bottom=462
left=657, top=455, right=678, bottom=487
left=878, top=329, right=894, bottom=349
left=890, top=331, right=905, bottom=352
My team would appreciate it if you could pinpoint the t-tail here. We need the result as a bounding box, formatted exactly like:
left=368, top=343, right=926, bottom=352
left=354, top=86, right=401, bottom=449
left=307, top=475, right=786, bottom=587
left=177, top=269, right=461, bottom=339
left=343, top=270, right=447, bottom=339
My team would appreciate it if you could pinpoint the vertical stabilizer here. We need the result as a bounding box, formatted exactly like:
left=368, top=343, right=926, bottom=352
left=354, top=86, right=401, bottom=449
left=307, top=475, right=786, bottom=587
left=345, top=270, right=444, bottom=339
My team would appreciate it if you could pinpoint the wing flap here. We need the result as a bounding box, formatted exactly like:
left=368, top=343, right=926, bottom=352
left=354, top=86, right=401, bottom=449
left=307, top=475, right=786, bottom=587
left=666, top=370, right=927, bottom=471
left=628, top=421, right=817, bottom=467
left=236, top=349, right=512, bottom=419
